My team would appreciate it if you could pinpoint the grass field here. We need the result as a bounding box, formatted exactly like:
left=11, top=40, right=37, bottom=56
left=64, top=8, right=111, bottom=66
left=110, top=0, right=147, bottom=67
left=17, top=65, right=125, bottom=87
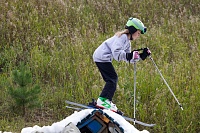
left=0, top=0, right=200, bottom=132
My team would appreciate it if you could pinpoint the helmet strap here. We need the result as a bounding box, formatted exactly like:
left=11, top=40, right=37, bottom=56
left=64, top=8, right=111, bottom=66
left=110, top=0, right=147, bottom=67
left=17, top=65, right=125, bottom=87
left=130, top=34, right=133, bottom=40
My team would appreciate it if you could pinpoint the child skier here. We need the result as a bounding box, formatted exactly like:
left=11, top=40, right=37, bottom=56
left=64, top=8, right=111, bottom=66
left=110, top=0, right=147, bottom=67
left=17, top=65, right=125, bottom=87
left=93, top=17, right=151, bottom=112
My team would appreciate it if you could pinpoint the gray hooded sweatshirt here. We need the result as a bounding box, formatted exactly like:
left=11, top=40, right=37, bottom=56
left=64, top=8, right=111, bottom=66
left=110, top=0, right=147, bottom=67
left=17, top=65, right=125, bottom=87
left=93, top=34, right=131, bottom=62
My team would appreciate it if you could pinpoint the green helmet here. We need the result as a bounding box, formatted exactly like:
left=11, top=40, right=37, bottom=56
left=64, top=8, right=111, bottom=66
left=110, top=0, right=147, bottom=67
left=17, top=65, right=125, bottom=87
left=126, top=17, right=147, bottom=34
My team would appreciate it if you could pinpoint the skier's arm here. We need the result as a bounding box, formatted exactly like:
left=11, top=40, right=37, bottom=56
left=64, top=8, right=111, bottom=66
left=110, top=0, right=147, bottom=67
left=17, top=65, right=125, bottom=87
left=110, top=37, right=127, bottom=61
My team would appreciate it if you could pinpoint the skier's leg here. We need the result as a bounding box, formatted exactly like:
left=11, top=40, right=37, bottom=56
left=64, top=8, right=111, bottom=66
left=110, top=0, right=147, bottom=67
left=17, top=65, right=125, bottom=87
left=95, top=62, right=118, bottom=101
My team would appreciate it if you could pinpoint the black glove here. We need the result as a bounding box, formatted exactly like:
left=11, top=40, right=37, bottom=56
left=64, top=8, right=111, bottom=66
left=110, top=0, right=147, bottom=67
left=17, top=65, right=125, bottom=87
left=139, top=48, right=151, bottom=60
left=126, top=51, right=134, bottom=61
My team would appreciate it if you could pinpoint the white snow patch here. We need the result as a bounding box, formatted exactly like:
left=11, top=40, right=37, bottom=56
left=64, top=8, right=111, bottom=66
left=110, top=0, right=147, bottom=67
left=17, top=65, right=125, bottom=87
left=21, top=109, right=149, bottom=133
left=103, top=109, right=149, bottom=133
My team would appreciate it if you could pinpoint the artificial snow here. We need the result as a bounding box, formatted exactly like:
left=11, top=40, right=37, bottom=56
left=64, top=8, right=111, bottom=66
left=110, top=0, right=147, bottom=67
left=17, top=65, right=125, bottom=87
left=21, top=109, right=149, bottom=133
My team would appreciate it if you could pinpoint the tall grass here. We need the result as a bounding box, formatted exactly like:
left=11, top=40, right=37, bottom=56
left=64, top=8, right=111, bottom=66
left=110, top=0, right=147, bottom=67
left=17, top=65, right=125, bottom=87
left=0, top=0, right=199, bottom=132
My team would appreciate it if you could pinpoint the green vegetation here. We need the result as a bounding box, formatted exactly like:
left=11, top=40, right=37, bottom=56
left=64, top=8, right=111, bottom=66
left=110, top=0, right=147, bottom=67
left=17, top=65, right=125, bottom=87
left=0, top=0, right=199, bottom=132
left=8, top=63, right=41, bottom=116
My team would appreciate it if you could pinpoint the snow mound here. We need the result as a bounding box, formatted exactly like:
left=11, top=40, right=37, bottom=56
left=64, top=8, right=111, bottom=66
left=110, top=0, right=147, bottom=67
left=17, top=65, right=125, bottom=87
left=21, top=109, right=149, bottom=133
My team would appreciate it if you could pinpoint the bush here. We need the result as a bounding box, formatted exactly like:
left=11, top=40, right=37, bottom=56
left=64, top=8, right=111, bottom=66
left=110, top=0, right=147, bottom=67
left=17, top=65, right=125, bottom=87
left=8, top=63, right=41, bottom=116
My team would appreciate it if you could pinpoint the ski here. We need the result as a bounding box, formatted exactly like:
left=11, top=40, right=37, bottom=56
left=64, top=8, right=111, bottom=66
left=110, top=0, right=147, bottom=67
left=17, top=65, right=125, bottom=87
left=66, top=105, right=82, bottom=111
left=65, top=100, right=156, bottom=127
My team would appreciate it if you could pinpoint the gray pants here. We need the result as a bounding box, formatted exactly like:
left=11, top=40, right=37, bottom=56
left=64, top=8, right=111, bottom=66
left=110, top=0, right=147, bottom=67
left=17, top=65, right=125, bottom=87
left=95, top=62, right=118, bottom=101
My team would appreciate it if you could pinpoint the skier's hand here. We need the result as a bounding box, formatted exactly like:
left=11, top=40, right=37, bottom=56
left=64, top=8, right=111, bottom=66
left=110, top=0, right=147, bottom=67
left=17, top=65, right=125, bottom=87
left=139, top=47, right=151, bottom=60
left=132, top=51, right=140, bottom=60
left=129, top=51, right=140, bottom=63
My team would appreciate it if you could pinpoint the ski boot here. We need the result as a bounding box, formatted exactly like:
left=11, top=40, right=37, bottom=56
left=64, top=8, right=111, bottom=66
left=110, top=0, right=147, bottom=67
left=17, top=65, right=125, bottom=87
left=88, top=97, right=124, bottom=115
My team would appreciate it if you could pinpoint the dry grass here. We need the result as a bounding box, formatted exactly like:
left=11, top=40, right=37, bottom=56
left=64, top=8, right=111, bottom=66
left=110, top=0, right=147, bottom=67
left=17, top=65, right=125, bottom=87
left=0, top=0, right=200, bottom=132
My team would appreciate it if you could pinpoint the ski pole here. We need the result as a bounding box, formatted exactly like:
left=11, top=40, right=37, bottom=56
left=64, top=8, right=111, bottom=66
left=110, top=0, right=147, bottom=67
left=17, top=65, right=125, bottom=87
left=149, top=56, right=183, bottom=110
left=133, top=62, right=137, bottom=125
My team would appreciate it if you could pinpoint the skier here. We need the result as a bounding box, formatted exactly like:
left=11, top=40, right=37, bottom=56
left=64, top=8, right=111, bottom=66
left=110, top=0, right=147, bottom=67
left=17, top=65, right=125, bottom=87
left=93, top=17, right=151, bottom=112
